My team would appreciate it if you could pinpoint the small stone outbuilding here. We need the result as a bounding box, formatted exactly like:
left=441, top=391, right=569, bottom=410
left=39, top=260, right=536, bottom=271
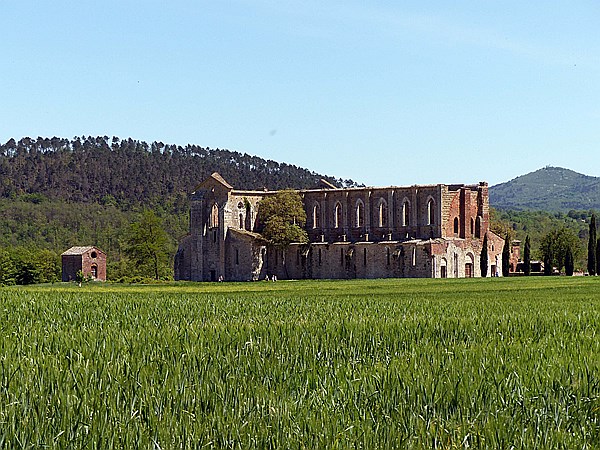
left=61, top=246, right=107, bottom=281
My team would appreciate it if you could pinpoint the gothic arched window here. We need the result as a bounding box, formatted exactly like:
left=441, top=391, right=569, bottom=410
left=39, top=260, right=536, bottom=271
left=210, top=203, right=219, bottom=228
left=355, top=200, right=364, bottom=228
left=427, top=199, right=435, bottom=225
left=378, top=199, right=388, bottom=228
left=313, top=203, right=320, bottom=229
left=402, top=200, right=410, bottom=226
left=334, top=202, right=342, bottom=229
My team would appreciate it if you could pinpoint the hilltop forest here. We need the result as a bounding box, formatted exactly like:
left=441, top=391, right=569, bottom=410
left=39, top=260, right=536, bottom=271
left=0, top=136, right=597, bottom=284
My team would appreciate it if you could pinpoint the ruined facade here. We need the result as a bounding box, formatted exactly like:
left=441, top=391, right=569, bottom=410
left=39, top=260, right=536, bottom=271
left=175, top=173, right=505, bottom=281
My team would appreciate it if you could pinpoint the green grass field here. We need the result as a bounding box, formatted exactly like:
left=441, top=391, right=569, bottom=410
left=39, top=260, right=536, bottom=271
left=1, top=277, right=599, bottom=448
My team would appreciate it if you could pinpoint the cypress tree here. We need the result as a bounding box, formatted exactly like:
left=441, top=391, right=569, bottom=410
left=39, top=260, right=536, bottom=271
left=596, top=237, right=600, bottom=275
left=480, top=233, right=488, bottom=277
left=588, top=214, right=597, bottom=275
left=544, top=253, right=553, bottom=275
left=565, top=246, right=574, bottom=276
left=523, top=235, right=531, bottom=276
left=502, top=234, right=511, bottom=277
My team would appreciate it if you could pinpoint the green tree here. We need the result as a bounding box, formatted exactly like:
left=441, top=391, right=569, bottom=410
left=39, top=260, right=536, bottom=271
left=0, top=248, right=17, bottom=285
left=523, top=235, right=531, bottom=276
left=257, top=190, right=308, bottom=277
left=588, top=214, right=597, bottom=275
left=565, top=246, right=574, bottom=276
left=124, top=210, right=172, bottom=280
left=480, top=233, right=488, bottom=277
left=502, top=234, right=510, bottom=277
left=540, top=227, right=581, bottom=274
left=257, top=190, right=308, bottom=248
left=543, top=253, right=553, bottom=276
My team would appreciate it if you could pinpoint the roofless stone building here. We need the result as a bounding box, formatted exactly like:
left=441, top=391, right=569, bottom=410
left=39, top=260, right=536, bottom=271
left=175, top=173, right=504, bottom=281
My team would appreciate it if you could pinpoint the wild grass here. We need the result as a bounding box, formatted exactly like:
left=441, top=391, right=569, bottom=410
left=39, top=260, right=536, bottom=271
left=1, top=277, right=599, bottom=448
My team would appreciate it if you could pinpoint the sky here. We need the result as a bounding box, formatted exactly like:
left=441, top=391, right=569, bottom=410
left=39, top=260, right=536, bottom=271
left=2, top=1, right=599, bottom=187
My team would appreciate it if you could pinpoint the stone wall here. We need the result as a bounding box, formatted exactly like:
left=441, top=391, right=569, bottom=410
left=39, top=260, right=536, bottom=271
left=175, top=173, right=500, bottom=281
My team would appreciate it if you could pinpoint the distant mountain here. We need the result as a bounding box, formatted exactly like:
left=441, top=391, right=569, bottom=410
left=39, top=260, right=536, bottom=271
left=490, top=166, right=600, bottom=211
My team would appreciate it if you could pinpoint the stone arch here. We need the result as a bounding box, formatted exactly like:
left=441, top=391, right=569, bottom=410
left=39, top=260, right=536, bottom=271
left=355, top=199, right=365, bottom=228
left=210, top=203, right=219, bottom=228
left=334, top=202, right=343, bottom=229
left=440, top=257, right=447, bottom=278
left=475, top=216, right=482, bottom=238
left=312, top=202, right=320, bottom=229
left=402, top=198, right=410, bottom=227
left=465, top=252, right=475, bottom=278
left=377, top=198, right=388, bottom=228
left=427, top=197, right=435, bottom=226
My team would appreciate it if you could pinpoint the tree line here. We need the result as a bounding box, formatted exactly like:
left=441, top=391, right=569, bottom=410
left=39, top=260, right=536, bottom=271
left=483, top=209, right=600, bottom=277
left=0, top=136, right=354, bottom=207
left=491, top=207, right=600, bottom=274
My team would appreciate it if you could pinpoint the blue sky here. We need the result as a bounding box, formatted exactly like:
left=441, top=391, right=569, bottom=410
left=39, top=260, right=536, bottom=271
left=2, top=1, right=599, bottom=187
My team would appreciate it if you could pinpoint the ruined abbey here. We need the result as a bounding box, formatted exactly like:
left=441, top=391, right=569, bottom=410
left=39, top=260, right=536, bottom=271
left=175, top=173, right=505, bottom=281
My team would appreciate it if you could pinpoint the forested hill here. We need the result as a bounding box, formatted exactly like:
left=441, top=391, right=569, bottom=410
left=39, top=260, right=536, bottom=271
left=0, top=136, right=354, bottom=206
left=490, top=166, right=600, bottom=212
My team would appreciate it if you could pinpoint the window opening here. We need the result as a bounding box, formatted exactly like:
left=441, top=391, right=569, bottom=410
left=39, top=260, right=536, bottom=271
left=355, top=200, right=364, bottom=228
left=313, top=203, right=320, bottom=229
left=378, top=200, right=388, bottom=227
left=334, top=202, right=342, bottom=229
left=427, top=199, right=434, bottom=225
left=211, top=203, right=219, bottom=228
left=403, top=201, right=410, bottom=226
